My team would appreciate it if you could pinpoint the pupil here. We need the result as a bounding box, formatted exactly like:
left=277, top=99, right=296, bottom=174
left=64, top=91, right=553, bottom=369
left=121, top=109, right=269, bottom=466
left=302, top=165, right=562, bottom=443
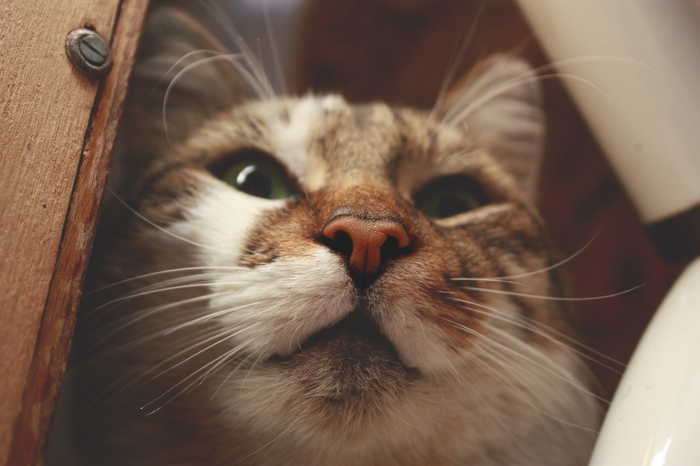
left=436, top=196, right=469, bottom=218
left=237, top=166, right=273, bottom=198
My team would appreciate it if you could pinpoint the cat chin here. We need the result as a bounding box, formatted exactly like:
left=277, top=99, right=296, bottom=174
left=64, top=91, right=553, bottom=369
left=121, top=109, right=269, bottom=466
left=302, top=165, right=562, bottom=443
left=210, top=347, right=595, bottom=466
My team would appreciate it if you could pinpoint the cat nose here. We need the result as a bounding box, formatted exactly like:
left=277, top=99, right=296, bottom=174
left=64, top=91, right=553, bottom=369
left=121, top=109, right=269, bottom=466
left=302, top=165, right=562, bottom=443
left=322, top=216, right=410, bottom=277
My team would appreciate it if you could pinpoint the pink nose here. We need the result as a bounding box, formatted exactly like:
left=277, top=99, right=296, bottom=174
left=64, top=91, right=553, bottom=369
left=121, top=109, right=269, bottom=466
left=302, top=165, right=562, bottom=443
left=322, top=216, right=410, bottom=276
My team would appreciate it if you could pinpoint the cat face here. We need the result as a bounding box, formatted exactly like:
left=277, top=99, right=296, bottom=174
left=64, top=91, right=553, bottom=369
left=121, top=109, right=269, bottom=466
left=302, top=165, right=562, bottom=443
left=68, top=6, right=599, bottom=466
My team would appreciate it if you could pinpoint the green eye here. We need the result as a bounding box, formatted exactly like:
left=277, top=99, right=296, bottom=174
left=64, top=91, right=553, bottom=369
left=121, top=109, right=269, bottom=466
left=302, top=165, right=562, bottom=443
left=213, top=151, right=294, bottom=200
left=414, top=176, right=487, bottom=219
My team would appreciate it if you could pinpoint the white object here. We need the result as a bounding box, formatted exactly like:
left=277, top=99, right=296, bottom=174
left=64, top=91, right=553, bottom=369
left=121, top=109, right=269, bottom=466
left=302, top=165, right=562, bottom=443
left=589, top=256, right=700, bottom=465
left=514, top=0, right=700, bottom=224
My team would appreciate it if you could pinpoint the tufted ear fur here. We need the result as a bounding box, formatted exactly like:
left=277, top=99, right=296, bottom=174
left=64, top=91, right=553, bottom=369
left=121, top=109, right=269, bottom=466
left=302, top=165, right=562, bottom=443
left=438, top=55, right=545, bottom=200
left=120, top=7, right=253, bottom=177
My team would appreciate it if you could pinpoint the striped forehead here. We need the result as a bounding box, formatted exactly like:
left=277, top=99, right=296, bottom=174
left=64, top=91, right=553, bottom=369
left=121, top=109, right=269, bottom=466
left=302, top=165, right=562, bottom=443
left=268, top=96, right=412, bottom=190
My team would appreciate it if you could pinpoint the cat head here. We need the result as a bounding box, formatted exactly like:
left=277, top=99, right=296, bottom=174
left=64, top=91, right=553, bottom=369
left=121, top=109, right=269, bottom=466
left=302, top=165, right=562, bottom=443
left=77, top=6, right=598, bottom=465
left=120, top=7, right=545, bottom=200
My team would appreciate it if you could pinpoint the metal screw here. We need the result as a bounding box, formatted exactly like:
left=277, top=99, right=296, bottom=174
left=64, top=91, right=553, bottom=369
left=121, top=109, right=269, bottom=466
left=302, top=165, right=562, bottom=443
left=66, top=29, right=113, bottom=78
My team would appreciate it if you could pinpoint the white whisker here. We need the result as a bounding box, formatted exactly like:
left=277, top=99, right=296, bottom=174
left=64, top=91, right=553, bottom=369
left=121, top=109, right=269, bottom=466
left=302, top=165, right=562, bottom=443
left=466, top=345, right=599, bottom=433
left=231, top=420, right=298, bottom=466
left=84, top=266, right=244, bottom=297
left=445, top=73, right=610, bottom=128
left=453, top=227, right=601, bottom=282
left=142, top=334, right=259, bottom=414
left=107, top=188, right=230, bottom=253
left=261, top=0, right=287, bottom=96
left=163, top=53, right=245, bottom=147
left=153, top=49, right=220, bottom=93
left=211, top=353, right=254, bottom=401
left=197, top=0, right=276, bottom=99
left=458, top=283, right=644, bottom=302
left=448, top=296, right=625, bottom=373
left=440, top=317, right=603, bottom=403
left=429, top=0, right=488, bottom=123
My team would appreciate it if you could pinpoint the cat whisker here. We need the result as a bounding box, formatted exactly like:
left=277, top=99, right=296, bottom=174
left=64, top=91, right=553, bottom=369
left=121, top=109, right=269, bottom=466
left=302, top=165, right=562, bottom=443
left=84, top=266, right=245, bottom=297
left=463, top=341, right=596, bottom=439
left=412, top=314, right=427, bottom=339
left=164, top=300, right=280, bottom=334
left=142, top=325, right=264, bottom=407
left=428, top=0, right=488, bottom=124
left=289, top=320, right=306, bottom=353
left=77, top=324, right=245, bottom=418
left=419, top=319, right=464, bottom=385
left=141, top=340, right=253, bottom=416
left=457, top=357, right=538, bottom=460
left=107, top=187, right=231, bottom=253
left=479, top=324, right=603, bottom=431
left=93, top=278, right=222, bottom=308
left=164, top=52, right=274, bottom=148
left=386, top=409, right=436, bottom=436
left=448, top=296, right=625, bottom=373
left=153, top=49, right=220, bottom=93
left=80, top=291, right=224, bottom=350
left=86, top=273, right=286, bottom=331
left=531, top=55, right=657, bottom=82
left=453, top=227, right=601, bottom=282
left=449, top=278, right=526, bottom=286
left=260, top=0, right=287, bottom=97
left=483, top=322, right=610, bottom=405
left=444, top=55, right=655, bottom=128
left=137, top=325, right=225, bottom=363
left=81, top=312, right=233, bottom=370
left=458, top=284, right=645, bottom=302
left=238, top=351, right=267, bottom=395
left=199, top=339, right=261, bottom=386
left=444, top=73, right=610, bottom=128
left=197, top=0, right=277, bottom=99
left=231, top=420, right=298, bottom=466
left=211, top=352, right=255, bottom=401
left=441, top=317, right=604, bottom=403
left=466, top=345, right=600, bottom=433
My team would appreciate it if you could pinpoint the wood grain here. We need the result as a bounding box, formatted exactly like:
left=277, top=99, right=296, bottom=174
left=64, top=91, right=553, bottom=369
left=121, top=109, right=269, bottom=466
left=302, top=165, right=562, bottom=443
left=0, top=0, right=149, bottom=464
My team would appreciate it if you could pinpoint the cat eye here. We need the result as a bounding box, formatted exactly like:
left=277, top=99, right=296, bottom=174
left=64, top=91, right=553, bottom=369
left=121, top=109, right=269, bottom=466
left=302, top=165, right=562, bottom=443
left=414, top=176, right=487, bottom=219
left=212, top=151, right=295, bottom=200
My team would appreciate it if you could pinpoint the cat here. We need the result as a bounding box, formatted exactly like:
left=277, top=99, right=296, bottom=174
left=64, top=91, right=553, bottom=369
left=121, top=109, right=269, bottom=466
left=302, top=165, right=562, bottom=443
left=50, top=4, right=601, bottom=465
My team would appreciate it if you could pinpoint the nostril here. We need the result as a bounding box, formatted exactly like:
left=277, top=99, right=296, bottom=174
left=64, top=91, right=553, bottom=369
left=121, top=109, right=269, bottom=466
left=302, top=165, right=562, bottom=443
left=323, top=229, right=354, bottom=256
left=321, top=215, right=410, bottom=277
left=380, top=234, right=404, bottom=261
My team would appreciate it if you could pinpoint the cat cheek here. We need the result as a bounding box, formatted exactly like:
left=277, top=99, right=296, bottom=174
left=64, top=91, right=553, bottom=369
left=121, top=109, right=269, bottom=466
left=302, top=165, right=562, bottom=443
left=166, top=179, right=288, bottom=267
left=208, top=250, right=357, bottom=358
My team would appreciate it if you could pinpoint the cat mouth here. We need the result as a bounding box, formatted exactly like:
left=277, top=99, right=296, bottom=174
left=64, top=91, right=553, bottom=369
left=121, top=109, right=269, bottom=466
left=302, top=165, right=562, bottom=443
left=271, top=308, right=418, bottom=375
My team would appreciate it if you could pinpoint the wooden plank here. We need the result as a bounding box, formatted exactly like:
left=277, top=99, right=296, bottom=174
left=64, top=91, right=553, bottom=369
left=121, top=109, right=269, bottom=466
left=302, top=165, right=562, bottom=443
left=0, top=0, right=149, bottom=464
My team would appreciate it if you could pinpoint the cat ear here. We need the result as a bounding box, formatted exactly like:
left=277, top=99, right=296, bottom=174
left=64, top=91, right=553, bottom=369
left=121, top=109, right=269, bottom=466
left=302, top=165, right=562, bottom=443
left=121, top=7, right=252, bottom=172
left=438, top=55, right=545, bottom=199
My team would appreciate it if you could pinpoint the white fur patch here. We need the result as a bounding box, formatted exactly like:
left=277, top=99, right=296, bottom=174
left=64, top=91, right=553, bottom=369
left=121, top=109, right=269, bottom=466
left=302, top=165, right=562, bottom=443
left=267, top=95, right=347, bottom=189
left=268, top=96, right=325, bottom=181
left=166, top=172, right=284, bottom=267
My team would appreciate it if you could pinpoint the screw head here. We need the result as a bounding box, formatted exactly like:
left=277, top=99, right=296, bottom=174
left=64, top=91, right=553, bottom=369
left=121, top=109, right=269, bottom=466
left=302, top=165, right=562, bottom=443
left=66, top=29, right=113, bottom=78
